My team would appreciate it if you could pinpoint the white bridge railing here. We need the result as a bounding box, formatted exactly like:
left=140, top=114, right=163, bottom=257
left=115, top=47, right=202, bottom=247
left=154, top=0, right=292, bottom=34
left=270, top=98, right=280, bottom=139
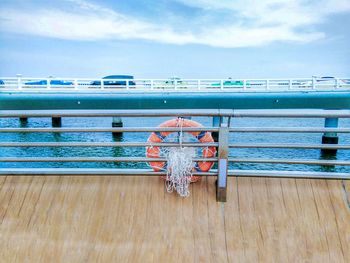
left=0, top=76, right=349, bottom=92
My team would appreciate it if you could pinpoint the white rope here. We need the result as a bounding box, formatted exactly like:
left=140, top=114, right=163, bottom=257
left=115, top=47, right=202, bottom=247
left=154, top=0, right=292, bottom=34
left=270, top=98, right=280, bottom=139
left=165, top=147, right=195, bottom=197
left=164, top=118, right=195, bottom=197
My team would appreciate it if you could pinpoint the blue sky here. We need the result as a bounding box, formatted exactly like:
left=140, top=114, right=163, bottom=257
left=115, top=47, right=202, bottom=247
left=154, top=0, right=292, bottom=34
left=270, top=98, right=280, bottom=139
left=0, top=0, right=349, bottom=78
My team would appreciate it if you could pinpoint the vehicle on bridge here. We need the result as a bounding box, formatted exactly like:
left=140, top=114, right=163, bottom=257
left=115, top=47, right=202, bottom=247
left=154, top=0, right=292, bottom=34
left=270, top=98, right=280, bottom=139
left=90, top=75, right=136, bottom=88
left=211, top=80, right=252, bottom=88
left=24, top=79, right=74, bottom=88
left=152, top=77, right=189, bottom=89
left=302, top=76, right=336, bottom=87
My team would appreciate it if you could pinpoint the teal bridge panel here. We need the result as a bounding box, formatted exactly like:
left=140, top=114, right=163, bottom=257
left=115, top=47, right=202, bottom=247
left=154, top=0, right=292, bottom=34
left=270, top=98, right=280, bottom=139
left=0, top=91, right=349, bottom=110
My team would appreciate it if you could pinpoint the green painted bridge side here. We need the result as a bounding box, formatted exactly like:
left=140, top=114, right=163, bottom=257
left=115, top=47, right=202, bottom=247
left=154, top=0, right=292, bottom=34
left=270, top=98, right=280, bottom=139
left=0, top=91, right=349, bottom=110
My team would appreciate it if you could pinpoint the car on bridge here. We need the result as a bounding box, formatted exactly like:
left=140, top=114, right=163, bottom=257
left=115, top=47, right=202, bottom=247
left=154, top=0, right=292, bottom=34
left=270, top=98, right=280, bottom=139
left=24, top=79, right=74, bottom=87
left=298, top=76, right=349, bottom=88
left=210, top=79, right=265, bottom=89
left=151, top=77, right=189, bottom=89
left=90, top=75, right=136, bottom=88
left=211, top=80, right=249, bottom=88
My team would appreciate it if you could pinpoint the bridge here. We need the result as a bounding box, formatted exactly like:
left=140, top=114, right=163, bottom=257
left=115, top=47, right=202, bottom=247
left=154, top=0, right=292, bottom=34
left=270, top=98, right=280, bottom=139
left=1, top=76, right=350, bottom=91
left=1, top=76, right=350, bottom=110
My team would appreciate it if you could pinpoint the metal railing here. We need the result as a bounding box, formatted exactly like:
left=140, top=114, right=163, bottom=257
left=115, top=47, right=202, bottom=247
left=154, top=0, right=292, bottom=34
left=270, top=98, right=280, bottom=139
left=0, top=76, right=349, bottom=92
left=0, top=109, right=349, bottom=201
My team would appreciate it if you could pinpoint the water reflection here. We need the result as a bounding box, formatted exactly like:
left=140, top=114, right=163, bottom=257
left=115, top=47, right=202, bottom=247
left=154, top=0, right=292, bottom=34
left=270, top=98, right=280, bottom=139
left=112, top=131, right=123, bottom=168
left=319, top=151, right=337, bottom=172
left=112, top=131, right=123, bottom=141
left=19, top=118, right=28, bottom=127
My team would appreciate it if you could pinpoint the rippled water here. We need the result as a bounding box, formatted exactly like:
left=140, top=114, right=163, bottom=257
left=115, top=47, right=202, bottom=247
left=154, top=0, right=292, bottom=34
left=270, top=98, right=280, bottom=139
left=0, top=116, right=349, bottom=173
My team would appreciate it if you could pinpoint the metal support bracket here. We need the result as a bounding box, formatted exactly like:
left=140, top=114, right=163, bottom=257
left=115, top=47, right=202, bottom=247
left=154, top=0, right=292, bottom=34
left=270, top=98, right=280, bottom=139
left=216, top=123, right=229, bottom=202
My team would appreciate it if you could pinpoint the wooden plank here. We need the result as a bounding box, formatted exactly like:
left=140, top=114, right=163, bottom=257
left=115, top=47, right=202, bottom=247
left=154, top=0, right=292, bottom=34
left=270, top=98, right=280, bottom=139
left=0, top=176, right=349, bottom=262
left=224, top=177, right=246, bottom=262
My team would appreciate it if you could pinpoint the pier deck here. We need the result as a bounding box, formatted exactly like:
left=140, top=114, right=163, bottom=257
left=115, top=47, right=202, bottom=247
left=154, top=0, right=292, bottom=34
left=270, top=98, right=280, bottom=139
left=0, top=176, right=349, bottom=262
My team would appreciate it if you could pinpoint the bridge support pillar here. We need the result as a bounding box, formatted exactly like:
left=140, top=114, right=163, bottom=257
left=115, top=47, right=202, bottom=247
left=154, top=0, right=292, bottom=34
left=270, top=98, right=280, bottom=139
left=112, top=117, right=123, bottom=127
left=112, top=117, right=123, bottom=136
left=19, top=117, right=28, bottom=126
left=321, top=117, right=338, bottom=155
left=212, top=116, right=222, bottom=142
left=52, top=117, right=62, bottom=127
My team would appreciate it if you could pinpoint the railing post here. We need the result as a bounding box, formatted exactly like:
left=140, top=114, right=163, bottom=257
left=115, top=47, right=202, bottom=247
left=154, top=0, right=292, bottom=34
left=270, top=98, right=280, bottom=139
left=220, top=80, right=224, bottom=90
left=16, top=74, right=22, bottom=89
left=266, top=79, right=269, bottom=90
left=150, top=80, right=154, bottom=90
left=289, top=79, right=292, bottom=90
left=74, top=79, right=78, bottom=89
left=197, top=80, right=201, bottom=90
left=47, top=78, right=51, bottom=89
left=312, top=76, right=316, bottom=89
left=335, top=78, right=339, bottom=89
left=16, top=74, right=26, bottom=121
left=243, top=80, right=246, bottom=90
left=217, top=122, right=229, bottom=202
left=101, top=79, right=104, bottom=89
left=174, top=79, right=177, bottom=90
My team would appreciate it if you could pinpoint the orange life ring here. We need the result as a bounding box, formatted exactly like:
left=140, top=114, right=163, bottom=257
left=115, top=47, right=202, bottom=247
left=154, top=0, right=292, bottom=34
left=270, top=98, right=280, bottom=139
left=146, top=118, right=216, bottom=182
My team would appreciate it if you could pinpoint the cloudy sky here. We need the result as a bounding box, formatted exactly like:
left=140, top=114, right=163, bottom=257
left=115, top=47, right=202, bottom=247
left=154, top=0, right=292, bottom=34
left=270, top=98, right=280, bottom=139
left=0, top=0, right=349, bottom=78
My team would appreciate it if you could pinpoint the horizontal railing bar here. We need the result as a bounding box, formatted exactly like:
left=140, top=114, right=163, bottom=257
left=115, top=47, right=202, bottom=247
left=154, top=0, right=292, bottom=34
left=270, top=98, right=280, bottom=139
left=1, top=157, right=349, bottom=166
left=229, top=143, right=350, bottom=149
left=0, top=157, right=218, bottom=162
left=233, top=109, right=350, bottom=118
left=228, top=170, right=350, bottom=179
left=0, top=127, right=348, bottom=133
left=0, top=168, right=348, bottom=179
left=0, top=77, right=325, bottom=81
left=229, top=127, right=350, bottom=133
left=0, top=109, right=234, bottom=117
left=2, top=88, right=349, bottom=94
left=2, top=77, right=349, bottom=81
left=0, top=142, right=219, bottom=147
left=0, top=142, right=348, bottom=149
left=0, top=127, right=218, bottom=133
left=0, top=109, right=350, bottom=118
left=228, top=158, right=350, bottom=166
left=0, top=168, right=214, bottom=176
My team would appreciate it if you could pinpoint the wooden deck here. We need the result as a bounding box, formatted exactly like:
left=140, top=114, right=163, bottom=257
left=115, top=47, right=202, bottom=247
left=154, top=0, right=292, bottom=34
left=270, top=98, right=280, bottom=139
left=0, top=176, right=349, bottom=262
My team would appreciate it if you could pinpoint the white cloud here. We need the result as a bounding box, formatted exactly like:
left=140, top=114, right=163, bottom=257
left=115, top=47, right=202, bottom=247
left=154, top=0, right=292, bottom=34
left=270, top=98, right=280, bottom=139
left=0, top=0, right=348, bottom=48
left=176, top=0, right=350, bottom=26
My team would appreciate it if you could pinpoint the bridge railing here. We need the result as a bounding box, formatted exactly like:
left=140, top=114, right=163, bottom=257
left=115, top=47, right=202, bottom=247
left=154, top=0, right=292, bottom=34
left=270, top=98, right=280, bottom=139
left=0, top=109, right=349, bottom=201
left=1, top=77, right=349, bottom=91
